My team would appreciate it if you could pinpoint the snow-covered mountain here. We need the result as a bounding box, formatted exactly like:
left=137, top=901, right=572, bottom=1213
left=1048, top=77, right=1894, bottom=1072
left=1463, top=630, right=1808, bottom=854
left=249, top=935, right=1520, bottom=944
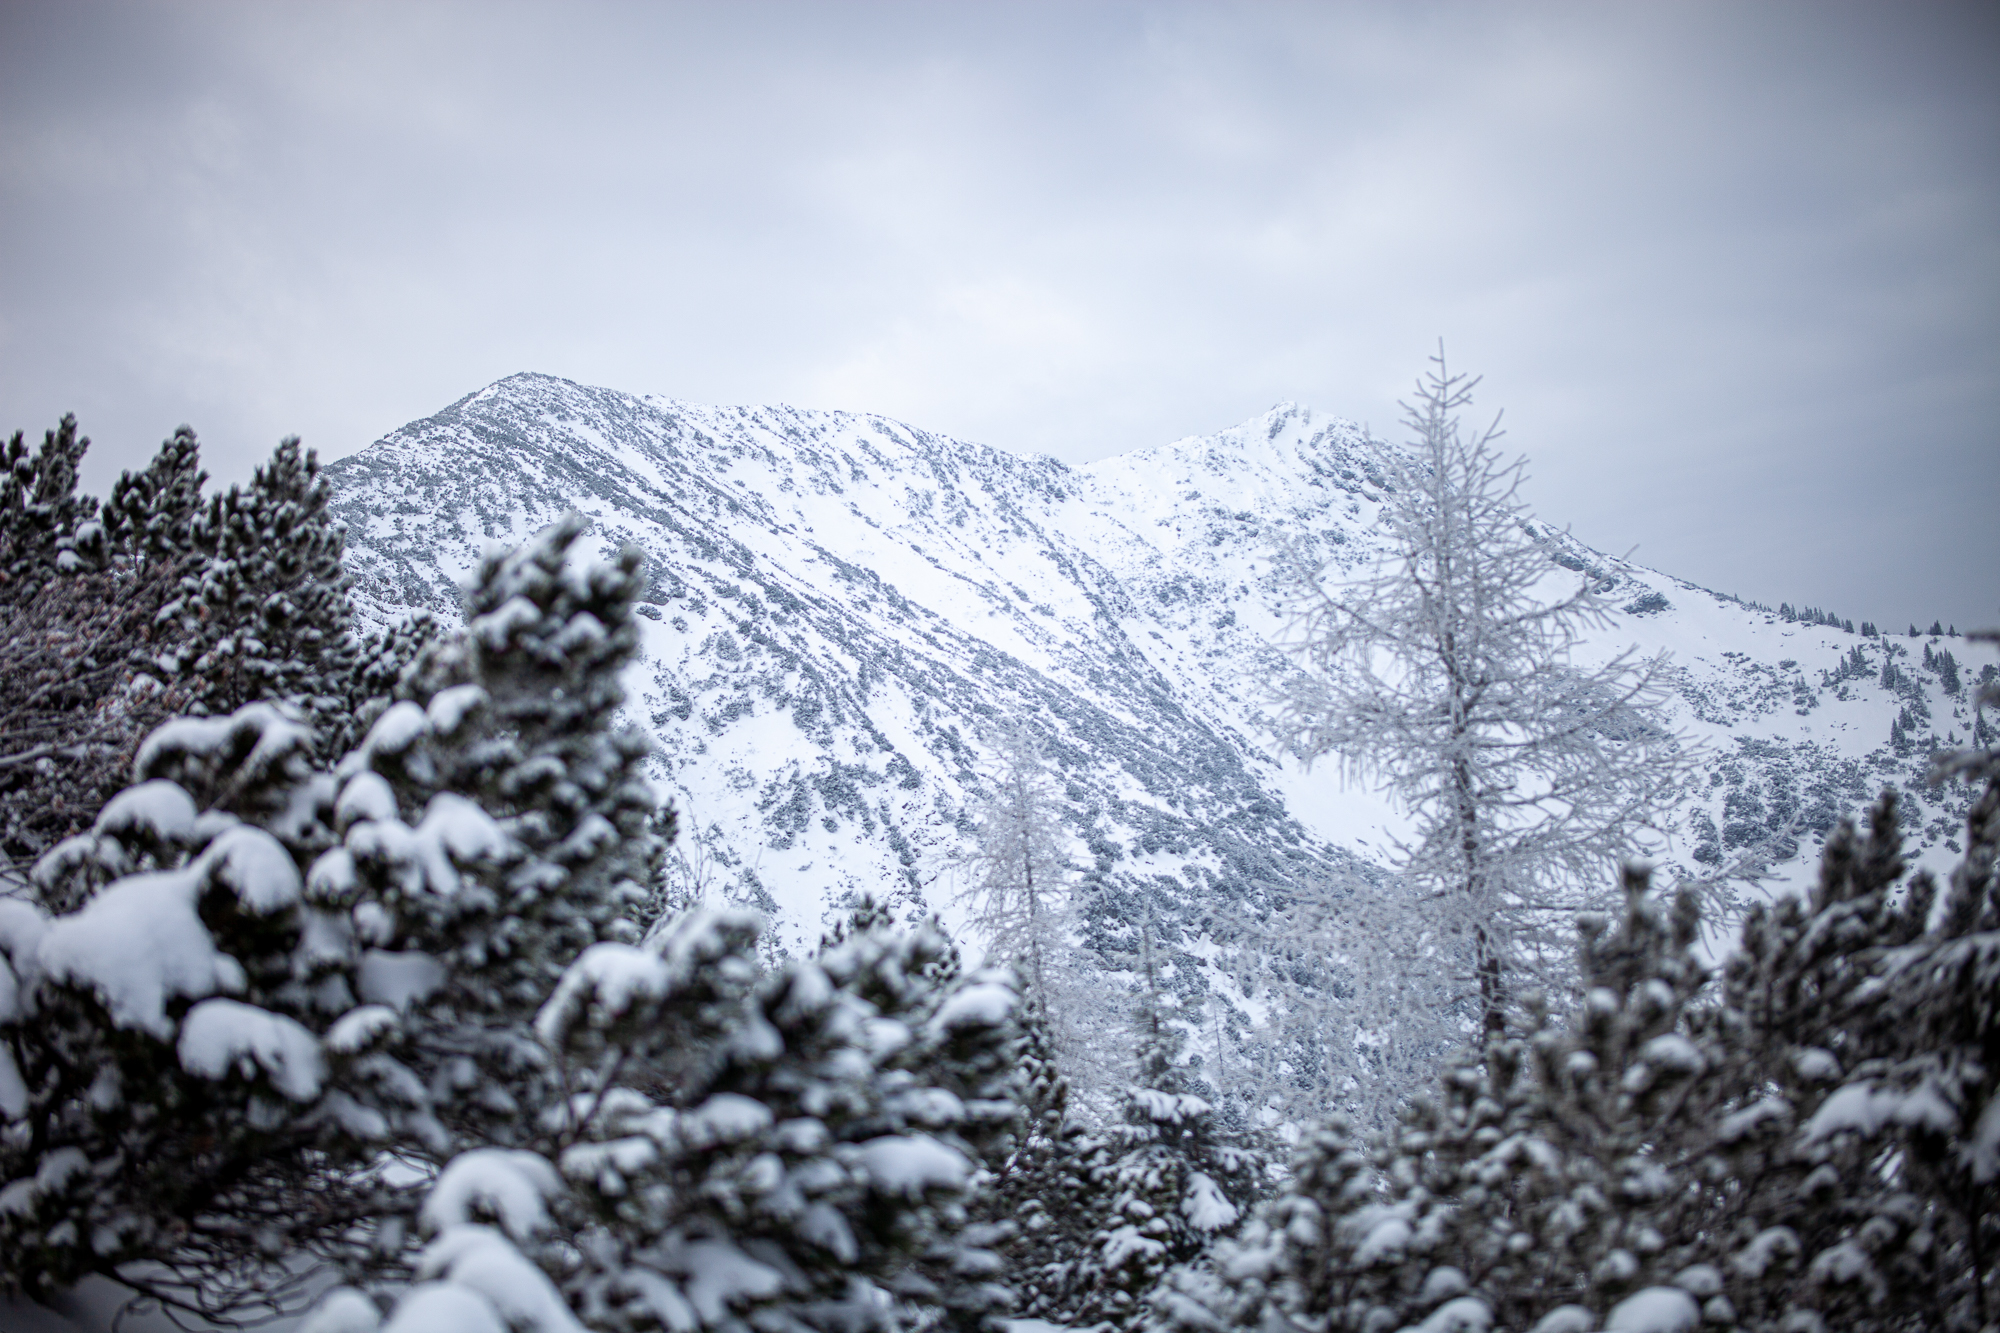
left=326, top=373, right=1986, bottom=975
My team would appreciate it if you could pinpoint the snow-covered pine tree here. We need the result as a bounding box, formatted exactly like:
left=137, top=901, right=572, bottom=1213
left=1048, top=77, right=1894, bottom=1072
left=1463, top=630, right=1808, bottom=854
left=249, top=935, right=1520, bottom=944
left=309, top=511, right=664, bottom=1158
left=0, top=424, right=201, bottom=883
left=980, top=996, right=1103, bottom=1323
left=0, top=701, right=369, bottom=1320
left=1269, top=349, right=1690, bottom=1037
left=1177, top=868, right=1750, bottom=1333
left=0, top=415, right=98, bottom=590
left=1169, top=758, right=2000, bottom=1333
left=1870, top=767, right=2000, bottom=1331
left=169, top=436, right=357, bottom=734
left=1064, top=918, right=1263, bottom=1330
left=101, top=424, right=207, bottom=565
left=531, top=910, right=1023, bottom=1333
left=1667, top=791, right=1939, bottom=1332
left=335, top=610, right=447, bottom=756
left=1738, top=655, right=2000, bottom=1333
left=0, top=562, right=194, bottom=883
left=310, top=904, right=1028, bottom=1333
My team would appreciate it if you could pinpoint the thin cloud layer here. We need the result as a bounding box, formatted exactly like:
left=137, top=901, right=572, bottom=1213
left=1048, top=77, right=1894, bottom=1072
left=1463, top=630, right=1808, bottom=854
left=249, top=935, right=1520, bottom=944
left=0, top=0, right=1994, bottom=626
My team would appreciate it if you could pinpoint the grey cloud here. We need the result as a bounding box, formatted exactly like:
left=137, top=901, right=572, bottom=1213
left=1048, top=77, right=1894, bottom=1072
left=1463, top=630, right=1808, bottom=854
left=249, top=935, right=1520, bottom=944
left=0, top=0, right=1994, bottom=626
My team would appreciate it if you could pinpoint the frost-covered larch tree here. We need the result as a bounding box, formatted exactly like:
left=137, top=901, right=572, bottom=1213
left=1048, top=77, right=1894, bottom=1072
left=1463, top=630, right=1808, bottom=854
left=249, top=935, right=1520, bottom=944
left=1233, top=865, right=1467, bottom=1136
left=958, top=721, right=1071, bottom=1005
left=1271, top=347, right=1690, bottom=1037
left=956, top=719, right=1076, bottom=1037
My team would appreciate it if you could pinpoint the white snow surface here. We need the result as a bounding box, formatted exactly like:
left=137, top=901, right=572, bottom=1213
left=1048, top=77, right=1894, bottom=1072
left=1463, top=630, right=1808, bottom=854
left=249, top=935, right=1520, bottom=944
left=1404, top=1295, right=1491, bottom=1332
left=1604, top=1286, right=1701, bottom=1333
left=1717, top=1095, right=1791, bottom=1143
left=379, top=1283, right=506, bottom=1333
left=413, top=1225, right=586, bottom=1333
left=536, top=941, right=674, bottom=1045
left=299, top=1288, right=382, bottom=1333
left=426, top=683, right=487, bottom=734
left=420, top=1150, right=562, bottom=1242
left=336, top=772, right=400, bottom=828
left=177, top=998, right=326, bottom=1100
left=678, top=1238, right=786, bottom=1323
left=929, top=977, right=1016, bottom=1031
left=1526, top=1308, right=1596, bottom=1333
left=679, top=1092, right=773, bottom=1148
left=91, top=780, right=199, bottom=845
left=136, top=704, right=313, bottom=772
left=0, top=1145, right=88, bottom=1217
left=342, top=793, right=510, bottom=902
left=1637, top=1034, right=1705, bottom=1075
left=1100, top=1222, right=1167, bottom=1270
left=1180, top=1170, right=1240, bottom=1232
left=1346, top=1206, right=1414, bottom=1267
left=1799, top=1077, right=1960, bottom=1145
left=325, top=1004, right=401, bottom=1054
left=1130, top=1087, right=1213, bottom=1124
left=32, top=832, right=308, bottom=1036
left=357, top=949, right=447, bottom=1012
left=856, top=1133, right=971, bottom=1197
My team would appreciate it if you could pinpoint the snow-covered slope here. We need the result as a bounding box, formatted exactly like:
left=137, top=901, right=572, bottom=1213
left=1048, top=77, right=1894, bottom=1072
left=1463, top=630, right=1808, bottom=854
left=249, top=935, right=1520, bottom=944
left=327, top=374, right=1986, bottom=971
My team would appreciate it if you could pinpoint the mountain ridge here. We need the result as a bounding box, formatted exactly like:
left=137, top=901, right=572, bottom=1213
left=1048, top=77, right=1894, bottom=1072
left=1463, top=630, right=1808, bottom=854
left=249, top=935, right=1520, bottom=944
left=325, top=371, right=1984, bottom=1017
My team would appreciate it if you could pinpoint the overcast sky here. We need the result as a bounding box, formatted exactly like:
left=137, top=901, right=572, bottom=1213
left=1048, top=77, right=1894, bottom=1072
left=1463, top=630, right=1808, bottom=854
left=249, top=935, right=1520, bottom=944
left=2, top=1, right=1994, bottom=629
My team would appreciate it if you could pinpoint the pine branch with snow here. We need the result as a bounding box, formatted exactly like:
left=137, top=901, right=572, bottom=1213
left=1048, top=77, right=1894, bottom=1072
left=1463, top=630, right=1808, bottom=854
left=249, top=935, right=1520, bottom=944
left=382, top=906, right=1031, bottom=1333
left=0, top=415, right=98, bottom=591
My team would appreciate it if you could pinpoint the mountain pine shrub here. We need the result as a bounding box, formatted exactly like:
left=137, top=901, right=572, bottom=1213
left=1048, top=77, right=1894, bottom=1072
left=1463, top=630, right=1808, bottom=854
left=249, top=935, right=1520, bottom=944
left=101, top=424, right=207, bottom=565
left=0, top=423, right=207, bottom=879
left=3, top=513, right=1034, bottom=1333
